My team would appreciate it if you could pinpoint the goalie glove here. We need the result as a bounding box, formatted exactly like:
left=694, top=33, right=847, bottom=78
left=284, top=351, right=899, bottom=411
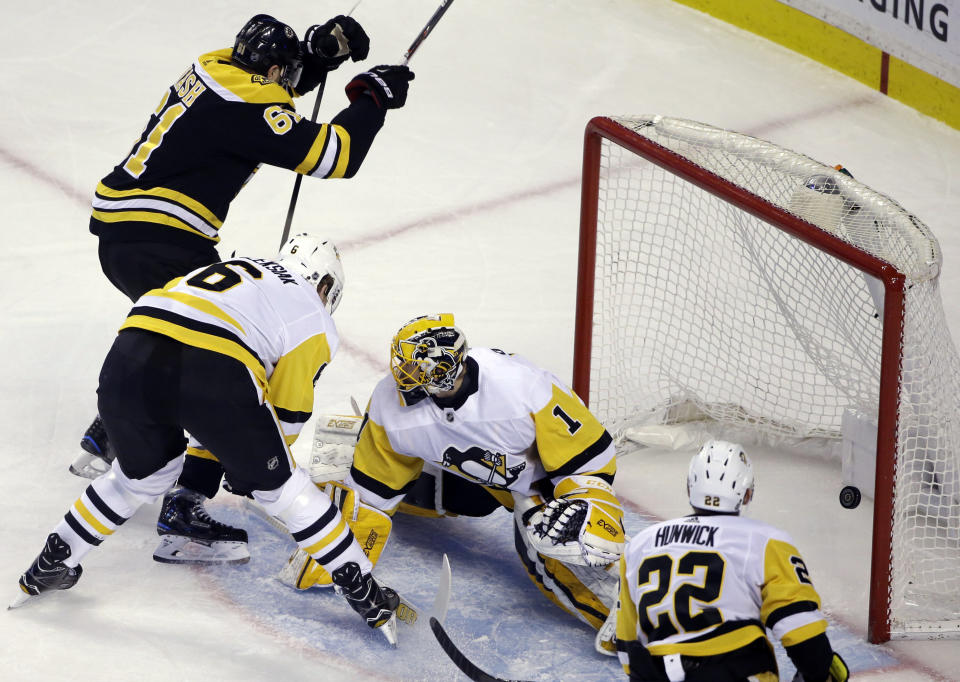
left=531, top=475, right=625, bottom=566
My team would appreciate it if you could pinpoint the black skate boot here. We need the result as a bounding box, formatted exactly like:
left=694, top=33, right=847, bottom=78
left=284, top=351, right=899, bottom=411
left=331, top=561, right=400, bottom=646
left=69, top=415, right=116, bottom=479
left=153, top=487, right=250, bottom=565
left=11, top=533, right=83, bottom=608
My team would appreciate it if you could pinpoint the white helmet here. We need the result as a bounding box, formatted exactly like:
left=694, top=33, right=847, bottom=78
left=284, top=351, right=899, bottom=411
left=277, top=233, right=344, bottom=314
left=687, top=440, right=755, bottom=513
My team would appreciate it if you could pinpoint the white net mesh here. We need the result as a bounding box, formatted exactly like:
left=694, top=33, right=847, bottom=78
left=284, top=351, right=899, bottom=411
left=585, top=115, right=960, bottom=638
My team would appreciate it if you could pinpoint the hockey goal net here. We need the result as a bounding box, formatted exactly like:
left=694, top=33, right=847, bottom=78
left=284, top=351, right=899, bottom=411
left=574, top=115, right=960, bottom=643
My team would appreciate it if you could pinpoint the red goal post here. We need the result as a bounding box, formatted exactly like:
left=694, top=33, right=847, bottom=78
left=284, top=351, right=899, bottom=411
left=573, top=115, right=960, bottom=643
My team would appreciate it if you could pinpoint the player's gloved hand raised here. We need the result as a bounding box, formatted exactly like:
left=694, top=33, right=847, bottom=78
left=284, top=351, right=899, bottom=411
left=345, top=65, right=415, bottom=110
left=303, top=15, right=370, bottom=70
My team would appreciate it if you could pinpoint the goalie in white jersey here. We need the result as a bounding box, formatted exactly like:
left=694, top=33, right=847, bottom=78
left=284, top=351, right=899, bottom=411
left=286, top=313, right=627, bottom=649
left=616, top=441, right=849, bottom=681
left=13, top=234, right=401, bottom=644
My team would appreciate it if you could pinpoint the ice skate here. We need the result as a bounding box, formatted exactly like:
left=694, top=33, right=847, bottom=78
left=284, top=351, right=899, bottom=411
left=331, top=561, right=400, bottom=646
left=69, top=415, right=115, bottom=479
left=10, top=533, right=82, bottom=609
left=153, top=487, right=250, bottom=565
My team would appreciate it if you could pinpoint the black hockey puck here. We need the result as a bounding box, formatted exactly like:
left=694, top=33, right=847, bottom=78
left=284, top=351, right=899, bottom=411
left=839, top=485, right=861, bottom=509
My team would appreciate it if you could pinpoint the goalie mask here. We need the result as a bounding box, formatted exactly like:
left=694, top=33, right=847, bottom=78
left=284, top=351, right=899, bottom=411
left=277, top=233, right=345, bottom=314
left=232, top=14, right=303, bottom=89
left=390, top=314, right=468, bottom=395
left=687, top=440, right=755, bottom=513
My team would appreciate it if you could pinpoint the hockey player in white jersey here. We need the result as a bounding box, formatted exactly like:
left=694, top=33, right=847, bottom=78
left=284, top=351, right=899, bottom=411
left=616, top=441, right=849, bottom=681
left=284, top=314, right=627, bottom=646
left=13, top=234, right=400, bottom=643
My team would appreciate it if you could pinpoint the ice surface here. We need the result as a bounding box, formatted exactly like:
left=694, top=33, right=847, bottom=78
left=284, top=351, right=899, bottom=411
left=2, top=1, right=959, bottom=680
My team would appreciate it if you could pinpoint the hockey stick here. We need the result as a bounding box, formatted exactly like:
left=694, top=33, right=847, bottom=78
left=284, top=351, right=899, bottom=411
left=280, top=1, right=362, bottom=247
left=428, top=554, right=532, bottom=682
left=401, top=0, right=456, bottom=66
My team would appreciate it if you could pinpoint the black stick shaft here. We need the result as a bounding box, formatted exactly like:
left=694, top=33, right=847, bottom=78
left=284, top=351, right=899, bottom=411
left=402, top=0, right=455, bottom=65
left=280, top=76, right=326, bottom=248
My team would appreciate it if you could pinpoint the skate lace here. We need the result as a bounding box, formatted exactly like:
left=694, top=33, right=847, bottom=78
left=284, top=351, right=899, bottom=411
left=191, top=503, right=229, bottom=530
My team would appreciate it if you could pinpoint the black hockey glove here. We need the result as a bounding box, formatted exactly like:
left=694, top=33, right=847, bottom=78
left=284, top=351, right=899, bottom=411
left=303, top=16, right=370, bottom=70
left=345, top=65, right=415, bottom=110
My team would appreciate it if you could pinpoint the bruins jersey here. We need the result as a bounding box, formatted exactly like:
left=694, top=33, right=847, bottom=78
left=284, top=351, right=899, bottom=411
left=616, top=514, right=827, bottom=674
left=119, top=256, right=337, bottom=445
left=91, top=49, right=385, bottom=246
left=345, top=347, right=616, bottom=511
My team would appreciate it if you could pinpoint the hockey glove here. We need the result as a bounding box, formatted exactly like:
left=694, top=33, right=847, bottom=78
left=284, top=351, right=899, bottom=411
left=790, top=652, right=849, bottom=682
left=345, top=65, right=415, bottom=110
left=531, top=475, right=626, bottom=566
left=331, top=561, right=400, bottom=629
left=304, top=16, right=370, bottom=70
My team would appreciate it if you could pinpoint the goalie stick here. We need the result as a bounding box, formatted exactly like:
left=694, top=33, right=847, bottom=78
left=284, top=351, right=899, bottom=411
left=428, top=554, right=532, bottom=682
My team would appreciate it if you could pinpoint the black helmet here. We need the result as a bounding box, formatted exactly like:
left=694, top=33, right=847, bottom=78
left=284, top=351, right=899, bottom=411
left=232, top=14, right=302, bottom=88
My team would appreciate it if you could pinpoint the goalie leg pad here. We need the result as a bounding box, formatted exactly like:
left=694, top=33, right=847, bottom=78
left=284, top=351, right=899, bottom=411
left=278, top=480, right=392, bottom=590
left=254, top=469, right=371, bottom=576
left=512, top=514, right=617, bottom=630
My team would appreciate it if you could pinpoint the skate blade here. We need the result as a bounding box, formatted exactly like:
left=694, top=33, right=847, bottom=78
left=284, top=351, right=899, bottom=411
left=9, top=585, right=36, bottom=610
left=377, top=612, right=398, bottom=648
left=68, top=451, right=111, bottom=480
left=153, top=536, right=250, bottom=565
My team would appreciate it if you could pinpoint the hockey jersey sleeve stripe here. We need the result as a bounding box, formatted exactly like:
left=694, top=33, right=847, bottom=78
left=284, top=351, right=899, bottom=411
left=325, top=125, right=351, bottom=178
left=294, top=124, right=333, bottom=175
left=545, top=430, right=614, bottom=479
left=95, top=181, right=223, bottom=227
left=92, top=208, right=219, bottom=242
left=84, top=487, right=127, bottom=527
left=774, top=614, right=828, bottom=648
left=765, top=599, right=821, bottom=631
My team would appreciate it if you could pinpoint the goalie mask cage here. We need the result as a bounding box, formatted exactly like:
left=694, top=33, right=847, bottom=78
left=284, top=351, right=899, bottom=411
left=573, top=115, right=960, bottom=643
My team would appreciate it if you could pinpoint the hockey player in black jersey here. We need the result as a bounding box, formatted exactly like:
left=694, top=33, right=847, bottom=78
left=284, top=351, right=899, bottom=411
left=70, top=13, right=416, bottom=565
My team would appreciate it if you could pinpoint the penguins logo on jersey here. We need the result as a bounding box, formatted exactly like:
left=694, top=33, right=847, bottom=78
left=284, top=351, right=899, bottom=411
left=441, top=446, right=525, bottom=488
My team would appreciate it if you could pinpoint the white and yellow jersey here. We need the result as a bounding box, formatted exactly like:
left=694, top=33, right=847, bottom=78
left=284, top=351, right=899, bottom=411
left=119, top=256, right=337, bottom=445
left=616, top=513, right=827, bottom=671
left=346, top=347, right=615, bottom=511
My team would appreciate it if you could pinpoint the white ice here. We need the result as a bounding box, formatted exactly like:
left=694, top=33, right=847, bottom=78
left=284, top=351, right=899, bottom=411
left=2, top=1, right=959, bottom=680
